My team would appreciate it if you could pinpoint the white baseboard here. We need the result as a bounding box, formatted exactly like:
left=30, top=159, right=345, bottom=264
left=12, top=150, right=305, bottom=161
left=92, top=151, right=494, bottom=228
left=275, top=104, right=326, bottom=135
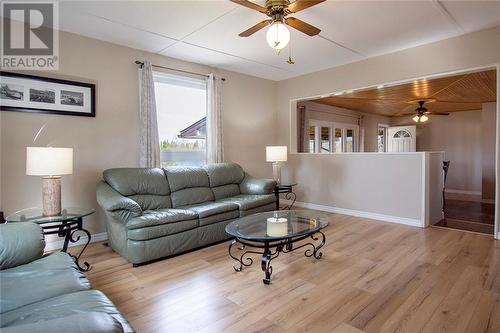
left=283, top=200, right=423, bottom=227
left=45, top=232, right=108, bottom=252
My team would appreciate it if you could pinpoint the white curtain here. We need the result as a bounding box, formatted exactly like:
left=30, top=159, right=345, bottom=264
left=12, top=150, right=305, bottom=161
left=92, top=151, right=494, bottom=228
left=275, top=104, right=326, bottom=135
left=138, top=61, right=161, bottom=168
left=206, top=74, right=224, bottom=164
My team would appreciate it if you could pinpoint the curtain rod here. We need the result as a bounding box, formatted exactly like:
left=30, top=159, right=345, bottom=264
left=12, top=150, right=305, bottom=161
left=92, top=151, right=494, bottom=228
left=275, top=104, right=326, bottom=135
left=135, top=61, right=225, bottom=81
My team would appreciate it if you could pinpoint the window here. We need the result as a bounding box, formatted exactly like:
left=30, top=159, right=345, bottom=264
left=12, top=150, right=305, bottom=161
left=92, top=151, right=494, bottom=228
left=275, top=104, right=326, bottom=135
left=334, top=128, right=342, bottom=153
left=309, top=120, right=358, bottom=153
left=320, top=127, right=331, bottom=153
left=377, top=125, right=388, bottom=152
left=154, top=72, right=207, bottom=167
left=394, top=130, right=411, bottom=138
left=345, top=129, right=354, bottom=152
left=309, top=126, right=316, bottom=153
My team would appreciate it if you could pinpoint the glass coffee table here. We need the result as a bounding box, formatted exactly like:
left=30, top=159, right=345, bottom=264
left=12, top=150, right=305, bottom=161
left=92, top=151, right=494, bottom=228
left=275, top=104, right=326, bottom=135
left=6, top=207, right=95, bottom=271
left=225, top=210, right=329, bottom=284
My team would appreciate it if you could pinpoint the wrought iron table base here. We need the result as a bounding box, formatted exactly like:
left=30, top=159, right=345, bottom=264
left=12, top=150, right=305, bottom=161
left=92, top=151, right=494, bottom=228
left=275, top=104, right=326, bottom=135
left=229, top=231, right=325, bottom=284
left=42, top=217, right=92, bottom=272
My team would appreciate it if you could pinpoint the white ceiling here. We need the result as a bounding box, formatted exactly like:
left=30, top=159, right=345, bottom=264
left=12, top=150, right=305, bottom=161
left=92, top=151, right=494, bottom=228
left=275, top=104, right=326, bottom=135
left=55, top=0, right=500, bottom=81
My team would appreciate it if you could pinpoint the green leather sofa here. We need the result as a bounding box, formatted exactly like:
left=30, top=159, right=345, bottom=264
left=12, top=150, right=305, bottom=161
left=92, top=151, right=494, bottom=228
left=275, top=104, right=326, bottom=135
left=96, top=162, right=276, bottom=265
left=0, top=222, right=134, bottom=333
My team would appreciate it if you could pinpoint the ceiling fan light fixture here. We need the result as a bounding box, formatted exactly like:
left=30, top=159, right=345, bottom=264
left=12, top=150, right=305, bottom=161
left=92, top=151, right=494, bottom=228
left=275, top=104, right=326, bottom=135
left=420, top=115, right=429, bottom=122
left=412, top=115, right=420, bottom=123
left=266, top=22, right=290, bottom=51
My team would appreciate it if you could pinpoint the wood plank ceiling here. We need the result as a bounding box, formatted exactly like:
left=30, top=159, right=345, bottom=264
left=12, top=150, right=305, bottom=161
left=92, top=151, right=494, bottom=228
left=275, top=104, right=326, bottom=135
left=311, top=69, right=496, bottom=117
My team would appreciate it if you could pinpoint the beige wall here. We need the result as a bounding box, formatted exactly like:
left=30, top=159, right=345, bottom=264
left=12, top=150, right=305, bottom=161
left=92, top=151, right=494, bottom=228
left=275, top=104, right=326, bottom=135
left=282, top=152, right=424, bottom=221
left=276, top=26, right=500, bottom=220
left=0, top=30, right=276, bottom=235
left=392, top=110, right=483, bottom=194
left=482, top=102, right=497, bottom=200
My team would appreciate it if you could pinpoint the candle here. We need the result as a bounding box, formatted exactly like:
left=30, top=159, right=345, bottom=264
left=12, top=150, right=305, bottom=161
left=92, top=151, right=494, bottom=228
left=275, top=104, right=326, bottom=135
left=267, top=218, right=288, bottom=237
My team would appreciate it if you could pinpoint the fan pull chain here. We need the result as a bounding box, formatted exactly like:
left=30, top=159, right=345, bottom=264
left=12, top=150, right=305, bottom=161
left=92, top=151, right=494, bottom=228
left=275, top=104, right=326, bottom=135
left=287, top=38, right=295, bottom=64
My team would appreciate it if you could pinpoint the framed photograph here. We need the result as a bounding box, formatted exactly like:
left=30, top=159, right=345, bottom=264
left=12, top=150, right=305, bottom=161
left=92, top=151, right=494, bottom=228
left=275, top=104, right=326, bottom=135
left=0, top=72, right=95, bottom=117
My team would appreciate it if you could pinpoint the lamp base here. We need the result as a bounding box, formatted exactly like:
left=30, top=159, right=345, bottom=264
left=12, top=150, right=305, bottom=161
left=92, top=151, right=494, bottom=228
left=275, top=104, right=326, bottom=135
left=272, top=162, right=282, bottom=185
left=42, top=176, right=61, bottom=216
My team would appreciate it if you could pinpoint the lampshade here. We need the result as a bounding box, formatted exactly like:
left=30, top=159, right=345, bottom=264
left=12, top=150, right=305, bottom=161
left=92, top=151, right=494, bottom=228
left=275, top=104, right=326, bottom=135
left=266, top=146, right=287, bottom=162
left=26, top=147, right=73, bottom=176
left=266, top=22, right=290, bottom=51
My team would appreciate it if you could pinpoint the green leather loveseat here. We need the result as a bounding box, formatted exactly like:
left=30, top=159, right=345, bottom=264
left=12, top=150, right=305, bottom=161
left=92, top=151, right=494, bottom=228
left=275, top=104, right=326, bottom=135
left=96, top=162, right=276, bottom=265
left=0, top=222, right=134, bottom=333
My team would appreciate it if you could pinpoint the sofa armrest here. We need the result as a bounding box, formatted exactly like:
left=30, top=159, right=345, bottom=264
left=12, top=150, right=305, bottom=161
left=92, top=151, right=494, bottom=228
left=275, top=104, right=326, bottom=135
left=0, top=222, right=45, bottom=270
left=96, top=181, right=142, bottom=222
left=239, top=173, right=277, bottom=195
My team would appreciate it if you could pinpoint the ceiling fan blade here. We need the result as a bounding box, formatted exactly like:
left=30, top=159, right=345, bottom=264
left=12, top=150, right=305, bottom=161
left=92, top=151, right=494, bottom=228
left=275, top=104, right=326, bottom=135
left=287, top=0, right=326, bottom=13
left=285, top=17, right=321, bottom=36
left=230, top=0, right=268, bottom=13
left=238, top=20, right=272, bottom=37
left=426, top=112, right=450, bottom=116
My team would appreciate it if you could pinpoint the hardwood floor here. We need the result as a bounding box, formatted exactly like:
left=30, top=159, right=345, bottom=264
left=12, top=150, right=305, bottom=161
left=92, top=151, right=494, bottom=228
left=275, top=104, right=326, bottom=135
left=80, top=211, right=500, bottom=333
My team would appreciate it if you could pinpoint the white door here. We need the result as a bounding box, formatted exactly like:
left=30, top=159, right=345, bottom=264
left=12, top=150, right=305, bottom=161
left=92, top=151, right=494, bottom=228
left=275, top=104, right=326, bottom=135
left=387, top=126, right=416, bottom=152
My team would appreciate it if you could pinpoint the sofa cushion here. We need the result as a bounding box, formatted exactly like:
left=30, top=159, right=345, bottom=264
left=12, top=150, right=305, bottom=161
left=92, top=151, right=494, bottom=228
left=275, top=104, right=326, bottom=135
left=0, top=222, right=45, bottom=270
left=199, top=210, right=239, bottom=227
left=1, top=312, right=124, bottom=333
left=164, top=167, right=209, bottom=192
left=127, top=194, right=171, bottom=210
left=204, top=162, right=245, bottom=187
left=219, top=194, right=276, bottom=211
left=211, top=184, right=241, bottom=200
left=104, top=168, right=172, bottom=211
left=0, top=290, right=133, bottom=333
left=104, top=168, right=169, bottom=196
left=181, top=201, right=238, bottom=218
left=126, top=209, right=197, bottom=230
left=240, top=202, right=277, bottom=217
left=127, top=219, right=198, bottom=241
left=0, top=252, right=90, bottom=314
left=170, top=187, right=214, bottom=208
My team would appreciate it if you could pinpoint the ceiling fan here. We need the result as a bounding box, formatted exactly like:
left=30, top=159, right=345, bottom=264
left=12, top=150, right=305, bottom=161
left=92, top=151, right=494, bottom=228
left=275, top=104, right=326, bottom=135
left=231, top=0, right=325, bottom=52
left=400, top=100, right=450, bottom=123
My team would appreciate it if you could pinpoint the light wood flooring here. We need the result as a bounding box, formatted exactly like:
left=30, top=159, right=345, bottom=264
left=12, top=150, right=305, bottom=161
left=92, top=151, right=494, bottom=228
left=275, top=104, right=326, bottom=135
left=80, top=211, right=500, bottom=333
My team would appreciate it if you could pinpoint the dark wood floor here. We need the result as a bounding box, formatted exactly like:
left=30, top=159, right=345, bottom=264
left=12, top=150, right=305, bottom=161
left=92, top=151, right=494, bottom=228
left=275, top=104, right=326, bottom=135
left=436, top=199, right=495, bottom=234
left=79, top=211, right=500, bottom=333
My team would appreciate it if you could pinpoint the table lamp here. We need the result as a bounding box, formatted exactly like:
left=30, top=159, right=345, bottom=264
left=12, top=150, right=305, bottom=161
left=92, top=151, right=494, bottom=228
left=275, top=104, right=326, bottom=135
left=266, top=146, right=287, bottom=184
left=26, top=147, right=73, bottom=216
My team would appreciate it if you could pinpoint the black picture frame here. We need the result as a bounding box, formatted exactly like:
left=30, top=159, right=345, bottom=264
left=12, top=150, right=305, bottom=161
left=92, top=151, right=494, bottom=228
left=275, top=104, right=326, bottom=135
left=0, top=71, right=96, bottom=117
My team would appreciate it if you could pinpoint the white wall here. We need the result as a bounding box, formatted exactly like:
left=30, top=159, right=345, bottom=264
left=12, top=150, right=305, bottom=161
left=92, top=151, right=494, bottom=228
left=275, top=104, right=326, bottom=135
left=276, top=26, right=500, bottom=228
left=0, top=30, right=276, bottom=236
left=392, top=110, right=483, bottom=194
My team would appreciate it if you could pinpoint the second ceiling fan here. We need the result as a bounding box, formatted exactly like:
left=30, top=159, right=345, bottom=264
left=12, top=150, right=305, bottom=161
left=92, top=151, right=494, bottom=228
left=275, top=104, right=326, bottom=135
left=401, top=100, right=450, bottom=123
left=231, top=0, right=325, bottom=53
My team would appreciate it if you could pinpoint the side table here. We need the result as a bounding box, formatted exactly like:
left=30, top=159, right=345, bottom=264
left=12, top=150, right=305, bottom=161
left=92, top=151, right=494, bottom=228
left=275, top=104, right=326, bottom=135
left=6, top=207, right=95, bottom=272
left=274, top=183, right=297, bottom=210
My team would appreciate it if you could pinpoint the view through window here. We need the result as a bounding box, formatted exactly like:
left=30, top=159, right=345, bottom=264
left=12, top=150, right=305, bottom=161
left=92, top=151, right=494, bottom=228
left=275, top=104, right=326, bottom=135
left=154, top=72, right=207, bottom=167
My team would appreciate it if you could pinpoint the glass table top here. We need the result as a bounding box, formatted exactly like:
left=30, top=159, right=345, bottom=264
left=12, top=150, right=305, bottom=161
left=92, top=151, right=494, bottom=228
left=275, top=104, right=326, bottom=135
left=6, top=207, right=95, bottom=224
left=225, top=210, right=329, bottom=241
